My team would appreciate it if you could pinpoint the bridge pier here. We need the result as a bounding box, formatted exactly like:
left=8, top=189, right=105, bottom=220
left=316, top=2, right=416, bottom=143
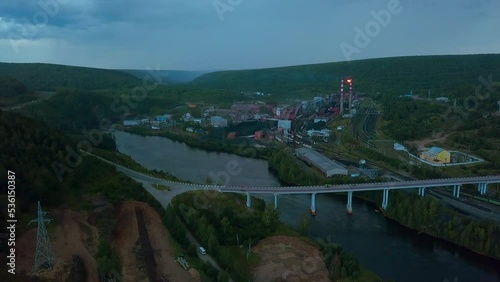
left=478, top=183, right=487, bottom=195
left=346, top=191, right=353, bottom=215
left=418, top=187, right=426, bottom=197
left=274, top=193, right=278, bottom=208
left=452, top=185, right=461, bottom=198
left=310, top=193, right=317, bottom=216
left=382, top=189, right=389, bottom=210
left=246, top=192, right=251, bottom=208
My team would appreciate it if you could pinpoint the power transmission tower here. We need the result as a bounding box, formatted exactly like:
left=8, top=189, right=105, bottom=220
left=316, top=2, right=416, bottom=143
left=32, top=201, right=55, bottom=273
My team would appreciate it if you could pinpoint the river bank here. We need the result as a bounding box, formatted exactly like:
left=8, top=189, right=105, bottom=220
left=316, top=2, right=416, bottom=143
left=112, top=130, right=500, bottom=281
left=125, top=127, right=273, bottom=160
left=351, top=190, right=500, bottom=262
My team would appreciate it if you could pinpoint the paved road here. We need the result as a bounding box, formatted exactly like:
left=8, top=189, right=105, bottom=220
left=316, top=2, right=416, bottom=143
left=1, top=91, right=55, bottom=111
left=82, top=151, right=219, bottom=207
left=84, top=150, right=500, bottom=198
left=429, top=189, right=500, bottom=224
left=82, top=152, right=232, bottom=278
left=220, top=175, right=500, bottom=194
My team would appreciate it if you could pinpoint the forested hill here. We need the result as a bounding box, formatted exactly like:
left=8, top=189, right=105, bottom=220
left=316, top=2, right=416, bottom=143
left=0, top=76, right=37, bottom=107
left=0, top=63, right=141, bottom=91
left=122, top=69, right=212, bottom=84
left=0, top=76, right=28, bottom=96
left=191, top=54, right=500, bottom=98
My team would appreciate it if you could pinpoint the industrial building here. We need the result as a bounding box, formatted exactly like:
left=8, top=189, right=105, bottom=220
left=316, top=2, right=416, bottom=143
left=295, top=147, right=348, bottom=177
left=123, top=120, right=140, bottom=126
left=156, top=114, right=172, bottom=123
left=211, top=116, right=228, bottom=127
left=255, top=131, right=264, bottom=140
left=420, top=147, right=450, bottom=164
left=277, top=120, right=292, bottom=134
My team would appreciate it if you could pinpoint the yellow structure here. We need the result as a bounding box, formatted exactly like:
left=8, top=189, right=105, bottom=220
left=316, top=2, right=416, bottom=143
left=420, top=147, right=450, bottom=164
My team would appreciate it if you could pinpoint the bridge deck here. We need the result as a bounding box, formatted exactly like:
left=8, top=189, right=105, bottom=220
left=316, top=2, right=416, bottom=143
left=218, top=175, right=500, bottom=194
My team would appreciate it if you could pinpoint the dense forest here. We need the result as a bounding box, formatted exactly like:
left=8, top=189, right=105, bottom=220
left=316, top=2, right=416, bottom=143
left=0, top=76, right=29, bottom=98
left=0, top=63, right=141, bottom=91
left=0, top=110, right=167, bottom=281
left=363, top=190, right=500, bottom=260
left=122, top=69, right=211, bottom=84
left=192, top=54, right=500, bottom=100
left=0, top=76, right=37, bottom=107
left=166, top=191, right=370, bottom=281
left=376, top=93, right=500, bottom=141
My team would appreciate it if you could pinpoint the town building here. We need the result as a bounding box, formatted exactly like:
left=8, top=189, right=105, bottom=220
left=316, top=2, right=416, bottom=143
left=123, top=120, right=140, bottom=126
left=211, top=116, right=228, bottom=127
left=255, top=131, right=264, bottom=140
left=307, top=129, right=331, bottom=138
left=192, top=118, right=203, bottom=124
left=156, top=114, right=172, bottom=123
left=435, top=97, right=450, bottom=102
left=420, top=147, right=450, bottom=163
left=295, top=147, right=348, bottom=177
left=277, top=120, right=292, bottom=134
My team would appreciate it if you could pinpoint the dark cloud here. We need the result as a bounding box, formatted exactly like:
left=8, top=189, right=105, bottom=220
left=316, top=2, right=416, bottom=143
left=0, top=0, right=498, bottom=69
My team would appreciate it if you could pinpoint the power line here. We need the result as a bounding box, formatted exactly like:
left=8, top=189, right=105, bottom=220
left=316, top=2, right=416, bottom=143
left=32, top=201, right=55, bottom=273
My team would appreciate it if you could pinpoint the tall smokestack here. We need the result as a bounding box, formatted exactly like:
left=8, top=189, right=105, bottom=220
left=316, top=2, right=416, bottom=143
left=347, top=77, right=353, bottom=117
left=340, top=77, right=344, bottom=115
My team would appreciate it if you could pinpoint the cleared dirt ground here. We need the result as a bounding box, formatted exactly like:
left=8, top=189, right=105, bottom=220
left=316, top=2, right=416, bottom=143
left=15, top=200, right=199, bottom=282
left=113, top=201, right=200, bottom=282
left=252, top=235, right=330, bottom=282
left=16, top=209, right=100, bottom=281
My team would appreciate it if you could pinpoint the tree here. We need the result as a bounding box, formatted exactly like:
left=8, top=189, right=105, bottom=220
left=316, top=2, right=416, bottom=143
left=221, top=216, right=230, bottom=234
left=261, top=204, right=280, bottom=230
left=298, top=215, right=310, bottom=236
left=217, top=270, right=230, bottom=282
left=188, top=244, right=197, bottom=257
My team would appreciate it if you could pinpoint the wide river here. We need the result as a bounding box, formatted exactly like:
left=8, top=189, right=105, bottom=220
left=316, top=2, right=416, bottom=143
left=114, top=131, right=500, bottom=282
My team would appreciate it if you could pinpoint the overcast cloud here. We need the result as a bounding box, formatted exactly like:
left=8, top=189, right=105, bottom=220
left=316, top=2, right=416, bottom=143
left=0, top=0, right=498, bottom=70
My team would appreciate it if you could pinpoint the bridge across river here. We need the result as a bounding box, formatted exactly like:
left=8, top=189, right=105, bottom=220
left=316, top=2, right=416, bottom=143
left=84, top=151, right=500, bottom=215
left=218, top=175, right=500, bottom=214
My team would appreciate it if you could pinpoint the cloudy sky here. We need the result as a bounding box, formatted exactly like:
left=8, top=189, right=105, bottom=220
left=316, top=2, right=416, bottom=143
left=0, top=0, right=498, bottom=70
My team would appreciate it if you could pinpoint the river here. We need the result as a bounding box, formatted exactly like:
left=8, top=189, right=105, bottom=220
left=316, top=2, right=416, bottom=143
left=114, top=131, right=500, bottom=282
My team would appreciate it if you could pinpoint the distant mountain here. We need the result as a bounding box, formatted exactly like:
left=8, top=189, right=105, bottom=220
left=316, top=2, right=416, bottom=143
left=121, top=69, right=214, bottom=84
left=0, top=63, right=141, bottom=91
left=191, top=54, right=500, bottom=99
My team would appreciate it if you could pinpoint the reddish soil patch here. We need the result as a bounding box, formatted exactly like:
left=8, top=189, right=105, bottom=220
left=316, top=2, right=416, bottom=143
left=113, top=201, right=200, bottom=282
left=16, top=209, right=99, bottom=281
left=15, top=199, right=199, bottom=282
left=252, top=236, right=329, bottom=282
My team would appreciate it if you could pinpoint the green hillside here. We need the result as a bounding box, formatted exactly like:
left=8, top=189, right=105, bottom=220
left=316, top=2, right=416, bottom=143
left=0, top=76, right=37, bottom=107
left=122, top=69, right=213, bottom=84
left=192, top=54, right=500, bottom=99
left=0, top=63, right=141, bottom=91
